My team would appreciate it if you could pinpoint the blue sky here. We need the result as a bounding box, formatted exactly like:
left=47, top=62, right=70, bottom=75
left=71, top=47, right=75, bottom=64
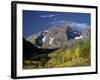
left=23, top=10, right=91, bottom=38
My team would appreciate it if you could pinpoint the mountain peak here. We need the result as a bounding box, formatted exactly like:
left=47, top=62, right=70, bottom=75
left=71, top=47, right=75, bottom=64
left=26, top=21, right=90, bottom=49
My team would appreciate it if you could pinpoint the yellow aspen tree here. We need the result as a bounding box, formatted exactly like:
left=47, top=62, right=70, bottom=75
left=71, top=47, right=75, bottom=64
left=75, top=46, right=80, bottom=59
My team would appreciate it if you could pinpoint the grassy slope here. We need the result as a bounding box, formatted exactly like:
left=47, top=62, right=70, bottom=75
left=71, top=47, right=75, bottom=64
left=23, top=39, right=91, bottom=69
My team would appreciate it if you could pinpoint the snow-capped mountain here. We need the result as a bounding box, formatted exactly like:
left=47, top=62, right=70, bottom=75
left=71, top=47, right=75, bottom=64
left=26, top=21, right=90, bottom=49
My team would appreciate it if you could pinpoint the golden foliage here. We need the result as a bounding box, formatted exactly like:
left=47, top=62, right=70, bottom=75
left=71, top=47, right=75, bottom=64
left=23, top=39, right=91, bottom=69
left=75, top=46, right=80, bottom=59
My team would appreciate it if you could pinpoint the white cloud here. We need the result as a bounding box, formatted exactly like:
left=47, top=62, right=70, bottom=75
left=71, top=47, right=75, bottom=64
left=52, top=21, right=89, bottom=28
left=40, top=14, right=56, bottom=18
left=52, top=20, right=66, bottom=25
left=48, top=14, right=55, bottom=18
left=70, top=22, right=89, bottom=28
left=40, top=15, right=48, bottom=18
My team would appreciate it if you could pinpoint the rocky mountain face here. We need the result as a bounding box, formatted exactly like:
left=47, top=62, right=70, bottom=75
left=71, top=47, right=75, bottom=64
left=26, top=22, right=90, bottom=49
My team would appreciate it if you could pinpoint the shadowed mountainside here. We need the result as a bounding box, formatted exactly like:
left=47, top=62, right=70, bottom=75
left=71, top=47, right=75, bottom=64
left=23, top=38, right=58, bottom=59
